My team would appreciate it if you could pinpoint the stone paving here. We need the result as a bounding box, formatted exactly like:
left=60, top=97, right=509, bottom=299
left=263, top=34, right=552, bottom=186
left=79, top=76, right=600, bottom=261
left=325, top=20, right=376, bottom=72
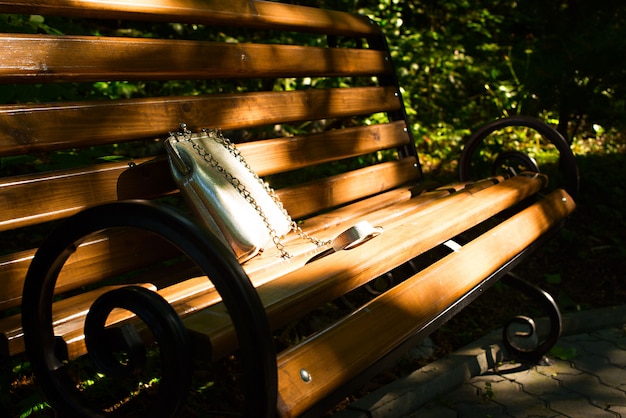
left=335, top=305, right=626, bottom=418
left=414, top=326, right=626, bottom=417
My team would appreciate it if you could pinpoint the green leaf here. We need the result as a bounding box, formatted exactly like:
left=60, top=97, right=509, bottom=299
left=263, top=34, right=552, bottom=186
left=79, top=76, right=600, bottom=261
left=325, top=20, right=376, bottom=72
left=549, top=345, right=577, bottom=360
left=28, top=15, right=45, bottom=24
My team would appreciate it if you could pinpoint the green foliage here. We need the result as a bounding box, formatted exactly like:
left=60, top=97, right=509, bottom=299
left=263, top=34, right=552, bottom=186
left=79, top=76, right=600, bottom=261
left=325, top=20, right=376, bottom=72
left=482, top=381, right=495, bottom=401
left=350, top=0, right=626, bottom=151
left=549, top=345, right=578, bottom=361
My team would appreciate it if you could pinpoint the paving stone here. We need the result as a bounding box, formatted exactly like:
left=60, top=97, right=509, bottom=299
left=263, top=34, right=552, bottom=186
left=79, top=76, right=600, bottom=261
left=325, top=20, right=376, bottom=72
left=555, top=336, right=590, bottom=354
left=563, top=332, right=602, bottom=343
left=504, top=401, right=560, bottom=418
left=469, top=378, right=518, bottom=404
left=590, top=366, right=626, bottom=391
left=535, top=357, right=584, bottom=378
left=501, top=367, right=563, bottom=396
left=608, top=405, right=626, bottom=417
left=471, top=372, right=507, bottom=385
left=604, top=346, right=626, bottom=368
left=573, top=354, right=626, bottom=388
left=332, top=409, right=369, bottom=418
left=477, top=378, right=552, bottom=417
left=542, top=392, right=618, bottom=417
left=337, top=315, right=626, bottom=418
left=524, top=413, right=567, bottom=418
left=569, top=339, right=626, bottom=368
left=572, top=353, right=610, bottom=371
left=493, top=360, right=533, bottom=374
left=594, top=327, right=626, bottom=350
left=553, top=370, right=626, bottom=408
left=443, top=382, right=489, bottom=405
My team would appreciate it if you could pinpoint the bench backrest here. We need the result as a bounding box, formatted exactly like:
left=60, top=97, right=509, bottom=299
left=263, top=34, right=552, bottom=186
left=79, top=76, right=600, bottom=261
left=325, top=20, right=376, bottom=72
left=0, top=1, right=420, bottom=319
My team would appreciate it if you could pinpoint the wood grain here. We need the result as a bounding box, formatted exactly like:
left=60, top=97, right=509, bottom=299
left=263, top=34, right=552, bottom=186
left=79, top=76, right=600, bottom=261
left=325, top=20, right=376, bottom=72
left=183, top=175, right=550, bottom=360
left=278, top=158, right=420, bottom=219
left=275, top=189, right=576, bottom=417
left=0, top=34, right=390, bottom=83
left=0, top=87, right=401, bottom=156
left=0, top=0, right=378, bottom=36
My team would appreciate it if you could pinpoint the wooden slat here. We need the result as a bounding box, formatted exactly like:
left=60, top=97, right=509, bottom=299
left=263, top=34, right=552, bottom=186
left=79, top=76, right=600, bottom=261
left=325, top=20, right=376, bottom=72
left=0, top=87, right=401, bottom=156
left=0, top=0, right=379, bottom=37
left=45, top=275, right=217, bottom=361
left=0, top=35, right=391, bottom=83
left=183, top=175, right=550, bottom=360
left=243, top=187, right=446, bottom=284
left=0, top=248, right=35, bottom=312
left=241, top=122, right=410, bottom=177
left=56, top=277, right=216, bottom=360
left=257, top=177, right=546, bottom=320
left=0, top=185, right=416, bottom=315
left=0, top=0, right=256, bottom=21
left=252, top=1, right=379, bottom=36
left=275, top=189, right=576, bottom=417
left=281, top=177, right=503, bottom=251
left=278, top=158, right=420, bottom=220
left=0, top=157, right=172, bottom=232
left=0, top=229, right=181, bottom=311
left=0, top=122, right=408, bottom=231
left=0, top=283, right=156, bottom=358
left=241, top=183, right=505, bottom=288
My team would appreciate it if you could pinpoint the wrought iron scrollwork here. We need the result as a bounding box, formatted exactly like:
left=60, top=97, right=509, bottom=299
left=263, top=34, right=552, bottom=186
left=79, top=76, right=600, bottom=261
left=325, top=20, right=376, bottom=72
left=459, top=115, right=580, bottom=199
left=21, top=201, right=277, bottom=417
left=501, top=273, right=562, bottom=363
left=84, top=286, right=190, bottom=381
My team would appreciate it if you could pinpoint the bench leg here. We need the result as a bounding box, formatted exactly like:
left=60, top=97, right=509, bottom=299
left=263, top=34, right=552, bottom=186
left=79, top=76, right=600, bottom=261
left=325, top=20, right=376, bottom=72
left=501, top=273, right=562, bottom=363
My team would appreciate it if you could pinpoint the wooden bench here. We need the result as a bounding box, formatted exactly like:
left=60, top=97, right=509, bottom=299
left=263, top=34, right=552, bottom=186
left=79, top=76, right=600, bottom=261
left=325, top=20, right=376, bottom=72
left=0, top=1, right=579, bottom=417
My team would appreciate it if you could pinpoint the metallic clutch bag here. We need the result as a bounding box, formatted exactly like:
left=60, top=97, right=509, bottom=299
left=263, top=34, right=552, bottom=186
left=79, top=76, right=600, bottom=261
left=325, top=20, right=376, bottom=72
left=164, top=125, right=327, bottom=263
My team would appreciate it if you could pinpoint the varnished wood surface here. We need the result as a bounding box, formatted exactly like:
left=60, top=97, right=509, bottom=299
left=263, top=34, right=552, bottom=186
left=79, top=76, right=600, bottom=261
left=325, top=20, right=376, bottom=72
left=275, top=189, right=576, bottom=417
left=0, top=157, right=162, bottom=232
left=0, top=122, right=409, bottom=231
left=0, top=229, right=180, bottom=312
left=56, top=277, right=216, bottom=360
left=0, top=0, right=378, bottom=36
left=241, top=121, right=410, bottom=177
left=184, top=175, right=550, bottom=360
left=0, top=283, right=156, bottom=358
left=0, top=34, right=391, bottom=83
left=278, top=158, right=420, bottom=219
left=0, top=87, right=401, bottom=156
left=242, top=177, right=503, bottom=280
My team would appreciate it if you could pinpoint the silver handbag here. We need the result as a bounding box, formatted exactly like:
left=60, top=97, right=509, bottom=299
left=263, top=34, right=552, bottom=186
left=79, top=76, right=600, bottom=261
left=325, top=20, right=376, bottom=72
left=164, top=124, right=330, bottom=262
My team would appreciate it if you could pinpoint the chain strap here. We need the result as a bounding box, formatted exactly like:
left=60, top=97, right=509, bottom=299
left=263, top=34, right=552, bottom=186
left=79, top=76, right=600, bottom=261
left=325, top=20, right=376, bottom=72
left=172, top=124, right=331, bottom=259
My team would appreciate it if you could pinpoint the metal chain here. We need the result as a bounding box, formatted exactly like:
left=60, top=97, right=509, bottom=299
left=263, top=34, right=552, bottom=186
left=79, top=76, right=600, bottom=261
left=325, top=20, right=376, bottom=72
left=173, top=125, right=331, bottom=258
